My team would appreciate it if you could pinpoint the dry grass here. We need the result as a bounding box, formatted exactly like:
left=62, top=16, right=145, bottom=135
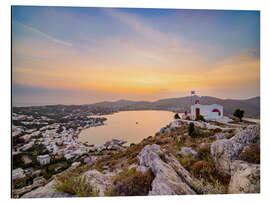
left=106, top=168, right=154, bottom=196
left=239, top=141, right=260, bottom=164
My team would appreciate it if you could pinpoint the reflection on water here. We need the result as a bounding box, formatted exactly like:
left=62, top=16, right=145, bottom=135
left=79, top=110, right=175, bottom=145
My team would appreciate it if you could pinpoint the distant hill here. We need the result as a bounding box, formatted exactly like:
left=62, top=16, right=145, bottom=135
left=88, top=96, right=260, bottom=118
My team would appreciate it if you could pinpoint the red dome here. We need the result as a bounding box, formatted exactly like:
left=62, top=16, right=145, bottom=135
left=212, top=109, right=220, bottom=113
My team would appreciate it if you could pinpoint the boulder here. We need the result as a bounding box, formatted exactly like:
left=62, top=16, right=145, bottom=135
left=137, top=144, right=196, bottom=195
left=211, top=125, right=259, bottom=175
left=180, top=147, right=197, bottom=158
left=199, top=142, right=211, bottom=148
left=12, top=168, right=25, bottom=180
left=70, top=162, right=81, bottom=170
left=228, top=160, right=260, bottom=193
left=83, top=169, right=115, bottom=196
left=215, top=132, right=229, bottom=140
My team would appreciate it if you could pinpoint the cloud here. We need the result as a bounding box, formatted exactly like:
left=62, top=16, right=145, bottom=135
left=13, top=21, right=72, bottom=47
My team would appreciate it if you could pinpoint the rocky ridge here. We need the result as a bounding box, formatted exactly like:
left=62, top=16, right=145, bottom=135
left=19, top=120, right=260, bottom=197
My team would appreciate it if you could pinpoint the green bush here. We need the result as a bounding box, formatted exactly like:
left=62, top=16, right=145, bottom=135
left=233, top=109, right=245, bottom=122
left=174, top=113, right=180, bottom=119
left=157, top=152, right=166, bottom=162
left=191, top=129, right=200, bottom=138
left=188, top=123, right=195, bottom=136
left=178, top=154, right=197, bottom=171
left=196, top=115, right=205, bottom=122
left=54, top=171, right=98, bottom=197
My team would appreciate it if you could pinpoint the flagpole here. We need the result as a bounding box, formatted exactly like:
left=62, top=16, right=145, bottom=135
left=190, top=91, right=192, bottom=114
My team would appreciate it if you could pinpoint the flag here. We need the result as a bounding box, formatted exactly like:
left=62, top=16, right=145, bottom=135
left=191, top=90, right=195, bottom=95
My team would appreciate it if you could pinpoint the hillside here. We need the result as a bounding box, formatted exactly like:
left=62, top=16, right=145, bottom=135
left=88, top=96, right=260, bottom=118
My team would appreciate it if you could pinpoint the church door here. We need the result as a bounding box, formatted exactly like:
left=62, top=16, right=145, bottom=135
left=196, top=108, right=200, bottom=117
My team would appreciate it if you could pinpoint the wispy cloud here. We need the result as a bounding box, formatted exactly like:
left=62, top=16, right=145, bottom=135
left=105, top=9, right=181, bottom=46
left=13, top=21, right=72, bottom=47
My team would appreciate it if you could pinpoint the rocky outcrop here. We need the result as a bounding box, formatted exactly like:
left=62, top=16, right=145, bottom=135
left=13, top=177, right=47, bottom=197
left=21, top=179, right=74, bottom=198
left=228, top=160, right=260, bottom=193
left=211, top=125, right=260, bottom=175
left=137, top=144, right=196, bottom=195
left=83, top=169, right=115, bottom=196
left=21, top=169, right=115, bottom=198
left=215, top=132, right=229, bottom=140
left=180, top=147, right=197, bottom=158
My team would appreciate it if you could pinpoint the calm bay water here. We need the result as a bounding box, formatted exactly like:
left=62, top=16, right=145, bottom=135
left=79, top=110, right=175, bottom=145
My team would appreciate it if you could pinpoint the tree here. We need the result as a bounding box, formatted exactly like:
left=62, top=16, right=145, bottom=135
left=234, top=109, right=244, bottom=122
left=174, top=113, right=180, bottom=120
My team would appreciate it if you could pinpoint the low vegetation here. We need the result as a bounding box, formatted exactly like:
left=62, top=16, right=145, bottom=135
left=106, top=168, right=154, bottom=196
left=239, top=141, right=260, bottom=164
left=54, top=171, right=99, bottom=197
left=192, top=178, right=225, bottom=194
left=195, top=115, right=205, bottom=122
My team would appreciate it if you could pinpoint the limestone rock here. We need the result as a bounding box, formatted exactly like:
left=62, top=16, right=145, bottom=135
left=137, top=144, right=196, bottom=195
left=12, top=168, right=25, bottom=180
left=180, top=147, right=197, bottom=158
left=21, top=180, right=74, bottom=198
left=215, top=132, right=229, bottom=140
left=228, top=160, right=260, bottom=193
left=83, top=169, right=115, bottom=196
left=211, top=125, right=260, bottom=175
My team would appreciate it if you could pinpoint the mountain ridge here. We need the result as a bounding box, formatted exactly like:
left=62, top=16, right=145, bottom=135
left=88, top=96, right=260, bottom=118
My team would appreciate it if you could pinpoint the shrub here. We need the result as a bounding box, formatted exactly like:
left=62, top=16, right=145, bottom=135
left=239, top=142, right=260, bottom=164
left=191, top=160, right=216, bottom=183
left=178, top=154, right=197, bottom=171
left=110, top=168, right=154, bottom=196
left=213, top=128, right=222, bottom=133
left=179, top=135, right=189, bottom=143
left=233, top=109, right=244, bottom=122
left=13, top=176, right=32, bottom=189
left=54, top=171, right=98, bottom=197
left=191, top=179, right=225, bottom=194
left=157, top=152, right=166, bottom=162
left=191, top=129, right=200, bottom=138
left=174, top=113, right=180, bottom=119
left=196, top=115, right=205, bottom=122
left=188, top=123, right=195, bottom=136
left=197, top=145, right=211, bottom=161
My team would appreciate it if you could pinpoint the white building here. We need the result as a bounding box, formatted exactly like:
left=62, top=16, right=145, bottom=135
left=37, top=154, right=50, bottom=165
left=12, top=168, right=25, bottom=180
left=190, top=102, right=223, bottom=120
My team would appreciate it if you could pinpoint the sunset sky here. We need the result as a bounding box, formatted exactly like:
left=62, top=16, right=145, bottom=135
left=12, top=6, right=260, bottom=105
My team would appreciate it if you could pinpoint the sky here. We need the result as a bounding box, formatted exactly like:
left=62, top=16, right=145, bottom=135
left=12, top=6, right=260, bottom=106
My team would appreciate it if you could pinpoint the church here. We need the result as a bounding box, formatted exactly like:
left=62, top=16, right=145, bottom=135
left=190, top=100, right=223, bottom=120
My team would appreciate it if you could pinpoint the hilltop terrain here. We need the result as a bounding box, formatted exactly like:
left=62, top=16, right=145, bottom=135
left=14, top=118, right=260, bottom=198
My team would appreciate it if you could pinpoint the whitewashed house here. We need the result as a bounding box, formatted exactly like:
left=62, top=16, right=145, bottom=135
left=37, top=154, right=50, bottom=165
left=190, top=100, right=223, bottom=120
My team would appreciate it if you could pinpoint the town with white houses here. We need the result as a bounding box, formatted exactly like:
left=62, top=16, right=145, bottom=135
left=12, top=106, right=126, bottom=197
